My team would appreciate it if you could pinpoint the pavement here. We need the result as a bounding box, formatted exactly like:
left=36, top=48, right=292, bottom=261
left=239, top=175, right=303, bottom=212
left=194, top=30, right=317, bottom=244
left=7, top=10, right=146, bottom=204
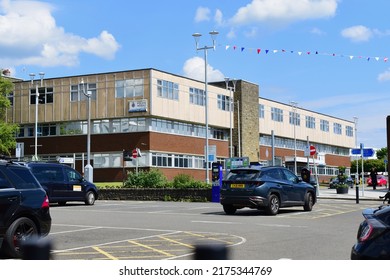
left=317, top=185, right=389, bottom=201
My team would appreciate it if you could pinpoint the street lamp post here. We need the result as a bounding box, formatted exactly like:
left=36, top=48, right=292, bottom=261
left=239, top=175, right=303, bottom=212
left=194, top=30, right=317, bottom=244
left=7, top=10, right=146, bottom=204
left=29, top=72, right=45, bottom=161
left=81, top=79, right=93, bottom=182
left=192, top=31, right=218, bottom=184
left=354, top=116, right=359, bottom=188
left=290, top=101, right=298, bottom=174
left=224, top=77, right=236, bottom=158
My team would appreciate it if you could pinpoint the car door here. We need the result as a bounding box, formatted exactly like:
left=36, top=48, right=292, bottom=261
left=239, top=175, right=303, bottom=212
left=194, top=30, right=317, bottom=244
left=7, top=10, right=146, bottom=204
left=281, top=168, right=306, bottom=203
left=263, top=168, right=293, bottom=204
left=0, top=170, right=20, bottom=231
left=63, top=166, right=85, bottom=200
left=30, top=165, right=66, bottom=201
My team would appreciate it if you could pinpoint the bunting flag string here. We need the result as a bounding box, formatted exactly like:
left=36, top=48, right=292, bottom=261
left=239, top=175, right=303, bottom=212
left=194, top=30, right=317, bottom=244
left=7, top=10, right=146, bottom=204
left=223, top=44, right=389, bottom=63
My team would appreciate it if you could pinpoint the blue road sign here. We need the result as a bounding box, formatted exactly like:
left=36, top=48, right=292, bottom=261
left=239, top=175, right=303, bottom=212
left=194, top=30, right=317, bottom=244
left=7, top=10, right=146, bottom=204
left=363, top=148, right=375, bottom=157
left=350, top=148, right=375, bottom=157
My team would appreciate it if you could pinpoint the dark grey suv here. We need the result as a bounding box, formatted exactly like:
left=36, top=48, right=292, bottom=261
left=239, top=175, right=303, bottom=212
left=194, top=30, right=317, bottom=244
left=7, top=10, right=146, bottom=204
left=0, top=157, right=51, bottom=258
left=220, top=166, right=316, bottom=215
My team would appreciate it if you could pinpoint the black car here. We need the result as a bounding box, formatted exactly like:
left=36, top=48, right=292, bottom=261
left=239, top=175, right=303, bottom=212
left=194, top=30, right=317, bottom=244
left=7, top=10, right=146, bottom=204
left=26, top=162, right=98, bottom=206
left=351, top=205, right=390, bottom=259
left=220, top=166, right=316, bottom=215
left=0, top=158, right=51, bottom=258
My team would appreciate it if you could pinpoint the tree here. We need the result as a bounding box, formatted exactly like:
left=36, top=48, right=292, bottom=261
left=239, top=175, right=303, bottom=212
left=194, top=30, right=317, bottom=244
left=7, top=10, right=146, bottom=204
left=376, top=147, right=388, bottom=160
left=0, top=77, right=19, bottom=155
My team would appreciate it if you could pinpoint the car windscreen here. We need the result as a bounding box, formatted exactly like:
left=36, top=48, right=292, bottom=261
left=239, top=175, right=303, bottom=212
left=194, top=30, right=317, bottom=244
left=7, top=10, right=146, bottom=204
left=225, top=169, right=261, bottom=181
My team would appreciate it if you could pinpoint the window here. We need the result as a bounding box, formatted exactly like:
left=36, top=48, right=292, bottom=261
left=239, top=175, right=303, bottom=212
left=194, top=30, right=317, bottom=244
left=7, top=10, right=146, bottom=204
left=289, top=111, right=300, bottom=126
left=320, top=119, right=329, bottom=132
left=7, top=92, right=13, bottom=106
left=217, top=94, right=232, bottom=111
left=41, top=123, right=56, bottom=136
left=152, top=153, right=173, bottom=167
left=346, top=125, right=354, bottom=137
left=259, top=104, right=264, bottom=119
left=306, top=116, right=316, bottom=129
left=70, top=83, right=96, bottom=102
left=334, top=123, right=342, bottom=135
left=190, top=87, right=205, bottom=106
left=271, top=107, right=283, bottom=122
left=115, top=79, right=144, bottom=98
left=157, top=79, right=179, bottom=100
left=30, top=87, right=54, bottom=104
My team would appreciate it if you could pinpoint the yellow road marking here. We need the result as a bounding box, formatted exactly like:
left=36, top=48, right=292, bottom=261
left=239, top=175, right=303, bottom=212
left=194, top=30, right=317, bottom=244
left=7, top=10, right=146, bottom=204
left=128, top=240, right=175, bottom=257
left=92, top=246, right=118, bottom=260
left=159, top=236, right=194, bottom=248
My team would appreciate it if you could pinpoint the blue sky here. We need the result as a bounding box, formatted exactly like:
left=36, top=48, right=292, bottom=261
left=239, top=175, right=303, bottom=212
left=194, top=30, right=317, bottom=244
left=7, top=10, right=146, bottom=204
left=1, top=0, right=390, bottom=149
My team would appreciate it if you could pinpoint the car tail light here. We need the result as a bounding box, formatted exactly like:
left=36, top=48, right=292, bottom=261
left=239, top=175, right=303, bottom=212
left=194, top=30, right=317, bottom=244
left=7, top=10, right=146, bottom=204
left=359, top=223, right=373, bottom=242
left=41, top=195, right=50, bottom=208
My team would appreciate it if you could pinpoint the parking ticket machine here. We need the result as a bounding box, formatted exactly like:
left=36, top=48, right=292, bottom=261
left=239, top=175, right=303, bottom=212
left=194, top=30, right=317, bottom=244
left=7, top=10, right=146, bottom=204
left=211, top=163, right=223, bottom=202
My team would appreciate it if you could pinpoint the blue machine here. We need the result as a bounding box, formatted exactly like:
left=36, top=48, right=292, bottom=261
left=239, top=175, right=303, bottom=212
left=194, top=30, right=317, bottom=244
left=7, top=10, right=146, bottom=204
left=211, top=162, right=223, bottom=202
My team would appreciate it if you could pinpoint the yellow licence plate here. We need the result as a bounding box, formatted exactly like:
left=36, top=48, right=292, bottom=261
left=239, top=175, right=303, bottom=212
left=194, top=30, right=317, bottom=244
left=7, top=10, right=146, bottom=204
left=231, top=183, right=245, bottom=189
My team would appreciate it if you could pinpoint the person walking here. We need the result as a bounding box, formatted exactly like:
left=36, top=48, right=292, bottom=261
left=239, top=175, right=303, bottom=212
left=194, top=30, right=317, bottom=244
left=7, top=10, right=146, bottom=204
left=370, top=167, right=378, bottom=190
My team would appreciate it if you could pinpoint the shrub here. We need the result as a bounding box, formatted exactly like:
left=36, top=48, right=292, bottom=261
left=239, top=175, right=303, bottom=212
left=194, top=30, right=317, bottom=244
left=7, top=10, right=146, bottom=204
left=172, top=173, right=195, bottom=188
left=125, top=169, right=167, bottom=188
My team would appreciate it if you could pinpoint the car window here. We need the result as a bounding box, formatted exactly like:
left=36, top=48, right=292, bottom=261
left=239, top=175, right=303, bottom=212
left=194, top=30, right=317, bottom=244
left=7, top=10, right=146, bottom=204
left=226, top=169, right=260, bottom=180
left=7, top=166, right=41, bottom=189
left=0, top=170, right=12, bottom=189
left=31, top=166, right=64, bottom=182
left=64, top=167, right=82, bottom=182
left=281, top=169, right=298, bottom=183
left=261, top=169, right=284, bottom=180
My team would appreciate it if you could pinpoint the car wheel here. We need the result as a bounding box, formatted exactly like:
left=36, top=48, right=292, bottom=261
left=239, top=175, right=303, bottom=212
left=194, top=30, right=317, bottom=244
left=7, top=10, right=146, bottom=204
left=223, top=204, right=236, bottom=215
left=85, top=191, right=96, bottom=205
left=303, top=192, right=314, bottom=211
left=4, top=217, right=38, bottom=258
left=58, top=201, right=67, bottom=206
left=266, top=194, right=279, bottom=215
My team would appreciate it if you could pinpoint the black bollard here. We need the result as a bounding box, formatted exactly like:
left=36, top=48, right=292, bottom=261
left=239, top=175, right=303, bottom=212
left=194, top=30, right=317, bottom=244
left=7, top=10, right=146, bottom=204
left=21, top=237, right=52, bottom=260
left=355, top=186, right=359, bottom=204
left=194, top=243, right=229, bottom=260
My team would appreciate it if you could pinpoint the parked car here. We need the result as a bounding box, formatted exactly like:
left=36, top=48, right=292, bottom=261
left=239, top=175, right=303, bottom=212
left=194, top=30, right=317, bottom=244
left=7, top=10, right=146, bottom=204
left=351, top=205, right=390, bottom=259
left=328, top=176, right=353, bottom=189
left=26, top=162, right=98, bottom=206
left=367, top=175, right=388, bottom=187
left=220, top=166, right=316, bottom=215
left=0, top=157, right=51, bottom=258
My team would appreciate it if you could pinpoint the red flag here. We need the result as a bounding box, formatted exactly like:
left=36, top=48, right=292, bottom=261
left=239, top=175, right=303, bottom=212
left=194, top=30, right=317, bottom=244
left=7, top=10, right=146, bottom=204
left=257, top=49, right=261, bottom=54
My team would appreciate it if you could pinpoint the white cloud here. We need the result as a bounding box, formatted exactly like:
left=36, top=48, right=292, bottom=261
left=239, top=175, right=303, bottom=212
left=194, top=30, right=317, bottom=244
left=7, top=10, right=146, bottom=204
left=182, top=57, right=225, bottom=82
left=0, top=0, right=120, bottom=68
left=194, top=7, right=211, bottom=22
left=341, top=25, right=373, bottom=42
left=214, top=9, right=223, bottom=25
left=378, top=69, right=390, bottom=82
left=230, top=0, right=338, bottom=25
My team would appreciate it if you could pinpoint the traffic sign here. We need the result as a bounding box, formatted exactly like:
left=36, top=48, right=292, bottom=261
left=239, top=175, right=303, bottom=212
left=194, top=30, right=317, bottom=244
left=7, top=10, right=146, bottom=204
left=310, top=145, right=316, bottom=156
left=132, top=149, right=138, bottom=158
left=350, top=148, right=375, bottom=157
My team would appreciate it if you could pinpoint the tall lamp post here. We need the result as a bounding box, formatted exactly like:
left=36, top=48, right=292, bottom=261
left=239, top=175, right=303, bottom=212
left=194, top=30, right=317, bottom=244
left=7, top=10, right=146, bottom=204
left=192, top=30, right=219, bottom=184
left=29, top=72, right=45, bottom=161
left=354, top=116, right=359, bottom=187
left=290, top=101, right=298, bottom=174
left=81, top=79, right=93, bottom=182
left=224, top=77, right=236, bottom=158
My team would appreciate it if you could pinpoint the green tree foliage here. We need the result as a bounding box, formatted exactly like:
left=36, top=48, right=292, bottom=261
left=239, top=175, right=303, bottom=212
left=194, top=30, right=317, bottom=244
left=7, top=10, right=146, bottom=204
left=376, top=147, right=388, bottom=160
left=351, top=159, right=385, bottom=173
left=0, top=77, right=18, bottom=155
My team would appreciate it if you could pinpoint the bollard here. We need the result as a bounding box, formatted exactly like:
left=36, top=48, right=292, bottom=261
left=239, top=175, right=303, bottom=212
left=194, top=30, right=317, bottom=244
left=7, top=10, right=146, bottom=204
left=355, top=186, right=359, bottom=204
left=21, top=237, right=52, bottom=260
left=194, top=243, right=229, bottom=260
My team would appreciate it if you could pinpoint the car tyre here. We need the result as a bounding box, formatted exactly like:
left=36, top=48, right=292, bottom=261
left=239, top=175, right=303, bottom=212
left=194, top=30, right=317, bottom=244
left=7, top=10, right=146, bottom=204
left=266, top=194, right=280, bottom=215
left=58, top=201, right=67, bottom=206
left=85, top=191, right=96, bottom=205
left=303, top=192, right=314, bottom=211
left=4, top=217, right=38, bottom=258
left=223, top=204, right=236, bottom=215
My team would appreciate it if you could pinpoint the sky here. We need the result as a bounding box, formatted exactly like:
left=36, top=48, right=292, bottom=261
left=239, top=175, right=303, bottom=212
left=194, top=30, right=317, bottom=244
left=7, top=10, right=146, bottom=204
left=1, top=0, right=390, bottom=149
